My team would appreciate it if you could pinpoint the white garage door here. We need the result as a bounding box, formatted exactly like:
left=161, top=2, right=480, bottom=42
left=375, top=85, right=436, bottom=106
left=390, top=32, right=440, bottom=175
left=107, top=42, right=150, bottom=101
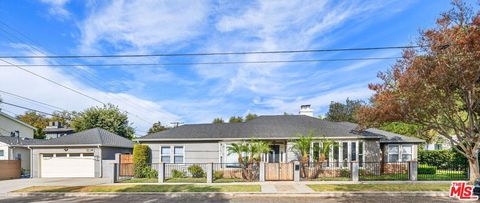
left=41, top=153, right=95, bottom=178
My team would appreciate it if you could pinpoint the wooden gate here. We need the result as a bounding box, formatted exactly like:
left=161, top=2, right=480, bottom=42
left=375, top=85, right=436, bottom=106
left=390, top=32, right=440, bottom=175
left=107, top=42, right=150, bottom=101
left=119, top=154, right=134, bottom=177
left=265, top=163, right=294, bottom=181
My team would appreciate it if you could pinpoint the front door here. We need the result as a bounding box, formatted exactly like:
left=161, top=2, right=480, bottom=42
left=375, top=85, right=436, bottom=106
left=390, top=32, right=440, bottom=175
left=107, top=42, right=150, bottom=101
left=268, top=145, right=280, bottom=163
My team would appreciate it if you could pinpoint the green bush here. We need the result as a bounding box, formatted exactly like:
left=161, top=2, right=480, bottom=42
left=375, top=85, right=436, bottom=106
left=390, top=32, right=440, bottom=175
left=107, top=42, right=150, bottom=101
left=214, top=171, right=224, bottom=179
left=418, top=165, right=437, bottom=174
left=172, top=169, right=186, bottom=178
left=142, top=167, right=158, bottom=178
left=188, top=164, right=206, bottom=178
left=133, top=144, right=151, bottom=178
left=339, top=168, right=351, bottom=177
left=418, top=149, right=467, bottom=169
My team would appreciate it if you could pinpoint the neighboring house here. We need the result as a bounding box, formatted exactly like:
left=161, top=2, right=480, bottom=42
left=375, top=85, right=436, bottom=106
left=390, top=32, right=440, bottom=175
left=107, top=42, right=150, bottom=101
left=136, top=106, right=424, bottom=167
left=44, top=121, right=74, bottom=139
left=0, top=111, right=38, bottom=175
left=28, top=128, right=133, bottom=178
left=424, top=137, right=451, bottom=150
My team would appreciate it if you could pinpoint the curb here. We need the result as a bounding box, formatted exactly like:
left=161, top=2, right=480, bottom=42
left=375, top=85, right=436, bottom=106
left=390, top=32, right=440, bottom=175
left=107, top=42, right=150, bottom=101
left=6, top=191, right=450, bottom=198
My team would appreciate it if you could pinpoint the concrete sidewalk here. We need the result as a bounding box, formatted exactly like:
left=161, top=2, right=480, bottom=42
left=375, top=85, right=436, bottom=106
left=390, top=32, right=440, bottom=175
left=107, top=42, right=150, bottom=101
left=0, top=178, right=110, bottom=194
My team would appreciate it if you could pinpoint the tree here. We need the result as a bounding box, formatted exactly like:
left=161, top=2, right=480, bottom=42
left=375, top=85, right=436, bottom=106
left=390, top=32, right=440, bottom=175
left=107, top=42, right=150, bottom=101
left=290, top=133, right=313, bottom=178
left=245, top=113, right=258, bottom=121
left=229, top=116, right=243, bottom=123
left=379, top=122, right=436, bottom=143
left=212, top=118, right=224, bottom=124
left=16, top=111, right=49, bottom=139
left=325, top=98, right=364, bottom=122
left=50, top=111, right=78, bottom=128
left=71, top=104, right=135, bottom=139
left=148, top=121, right=168, bottom=134
left=356, top=1, right=480, bottom=182
left=226, top=139, right=271, bottom=181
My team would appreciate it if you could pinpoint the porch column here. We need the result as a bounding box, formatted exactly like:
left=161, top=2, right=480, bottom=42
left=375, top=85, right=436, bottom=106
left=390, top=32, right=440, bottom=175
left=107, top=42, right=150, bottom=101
left=206, top=163, right=213, bottom=183
left=351, top=161, right=359, bottom=182
left=158, top=162, right=165, bottom=183
left=259, top=162, right=265, bottom=182
left=293, top=161, right=300, bottom=182
left=408, top=160, right=417, bottom=181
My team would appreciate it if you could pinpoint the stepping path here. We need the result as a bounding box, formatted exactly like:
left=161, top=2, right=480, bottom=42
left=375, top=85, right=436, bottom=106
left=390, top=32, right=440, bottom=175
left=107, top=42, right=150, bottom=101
left=261, top=183, right=315, bottom=193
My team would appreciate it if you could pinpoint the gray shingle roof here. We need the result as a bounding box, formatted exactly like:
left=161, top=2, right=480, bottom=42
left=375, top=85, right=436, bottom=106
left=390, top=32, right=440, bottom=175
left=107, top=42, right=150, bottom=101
left=0, top=136, right=46, bottom=146
left=30, top=128, right=133, bottom=148
left=137, top=115, right=424, bottom=143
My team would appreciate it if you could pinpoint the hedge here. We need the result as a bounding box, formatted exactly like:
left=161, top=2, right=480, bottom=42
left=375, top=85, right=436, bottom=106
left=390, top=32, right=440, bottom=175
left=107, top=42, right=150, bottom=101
left=418, top=149, right=468, bottom=169
left=133, top=144, right=150, bottom=178
left=418, top=165, right=437, bottom=174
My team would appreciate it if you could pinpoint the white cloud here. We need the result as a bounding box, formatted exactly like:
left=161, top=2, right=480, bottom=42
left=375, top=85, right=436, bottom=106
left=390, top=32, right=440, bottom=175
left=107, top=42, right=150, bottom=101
left=40, top=0, right=71, bottom=19
left=0, top=46, right=180, bottom=135
left=79, top=0, right=210, bottom=53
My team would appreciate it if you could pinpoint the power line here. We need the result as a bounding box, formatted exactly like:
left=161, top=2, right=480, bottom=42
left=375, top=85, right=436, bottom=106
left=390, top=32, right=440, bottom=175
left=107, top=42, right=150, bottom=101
left=0, top=46, right=420, bottom=59
left=0, top=58, right=106, bottom=105
left=0, top=89, right=66, bottom=111
left=0, top=56, right=402, bottom=68
left=0, top=101, right=55, bottom=116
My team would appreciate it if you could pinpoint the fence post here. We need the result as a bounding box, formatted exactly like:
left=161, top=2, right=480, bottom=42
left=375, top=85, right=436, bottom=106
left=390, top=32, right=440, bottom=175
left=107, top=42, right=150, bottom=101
left=294, top=161, right=300, bottom=182
left=351, top=161, right=359, bottom=182
left=409, top=161, right=417, bottom=181
left=259, top=162, right=265, bottom=182
left=158, top=162, right=165, bottom=183
left=207, top=163, right=213, bottom=183
left=112, top=163, right=118, bottom=183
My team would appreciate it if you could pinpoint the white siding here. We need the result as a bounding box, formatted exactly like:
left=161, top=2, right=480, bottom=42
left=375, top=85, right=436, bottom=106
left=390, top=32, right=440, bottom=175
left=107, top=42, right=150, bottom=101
left=0, top=114, right=34, bottom=138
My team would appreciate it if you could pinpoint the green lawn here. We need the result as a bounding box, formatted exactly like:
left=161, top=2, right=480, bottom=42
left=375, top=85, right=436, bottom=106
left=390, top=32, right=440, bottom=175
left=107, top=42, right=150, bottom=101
left=360, top=174, right=409, bottom=181
left=165, top=178, right=207, bottom=183
left=213, top=178, right=245, bottom=183
left=304, top=177, right=351, bottom=181
left=15, top=185, right=261, bottom=193
left=307, top=184, right=450, bottom=192
left=418, top=170, right=467, bottom=181
left=119, top=178, right=158, bottom=183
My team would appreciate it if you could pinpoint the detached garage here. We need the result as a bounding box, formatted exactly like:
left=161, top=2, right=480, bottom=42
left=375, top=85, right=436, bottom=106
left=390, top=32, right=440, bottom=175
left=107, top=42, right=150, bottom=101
left=29, top=128, right=133, bottom=178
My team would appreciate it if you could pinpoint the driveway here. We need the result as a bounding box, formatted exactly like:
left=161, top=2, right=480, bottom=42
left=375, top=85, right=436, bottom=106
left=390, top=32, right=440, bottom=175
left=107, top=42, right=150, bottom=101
left=0, top=178, right=110, bottom=194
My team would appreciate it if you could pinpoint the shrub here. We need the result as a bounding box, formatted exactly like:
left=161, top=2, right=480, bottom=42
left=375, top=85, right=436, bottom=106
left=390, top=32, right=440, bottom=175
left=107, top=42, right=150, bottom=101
left=418, top=149, right=468, bottom=169
left=188, top=164, right=206, bottom=178
left=418, top=165, right=437, bottom=174
left=133, top=144, right=150, bottom=178
left=142, top=167, right=158, bottom=178
left=339, top=168, right=351, bottom=177
left=214, top=171, right=224, bottom=179
left=172, top=169, right=186, bottom=178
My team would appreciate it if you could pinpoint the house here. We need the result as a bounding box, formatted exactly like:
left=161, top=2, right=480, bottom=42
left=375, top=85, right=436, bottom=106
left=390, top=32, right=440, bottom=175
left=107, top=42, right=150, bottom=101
left=136, top=106, right=424, bottom=167
left=43, top=121, right=74, bottom=139
left=28, top=128, right=133, bottom=178
left=0, top=111, right=39, bottom=175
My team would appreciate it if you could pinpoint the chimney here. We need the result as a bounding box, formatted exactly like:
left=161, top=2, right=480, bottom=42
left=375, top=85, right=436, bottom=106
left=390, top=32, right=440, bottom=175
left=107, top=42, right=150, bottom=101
left=299, top=105, right=313, bottom=117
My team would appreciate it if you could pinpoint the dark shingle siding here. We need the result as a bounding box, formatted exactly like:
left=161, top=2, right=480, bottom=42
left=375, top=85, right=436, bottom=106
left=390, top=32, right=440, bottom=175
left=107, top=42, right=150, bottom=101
left=138, top=115, right=423, bottom=143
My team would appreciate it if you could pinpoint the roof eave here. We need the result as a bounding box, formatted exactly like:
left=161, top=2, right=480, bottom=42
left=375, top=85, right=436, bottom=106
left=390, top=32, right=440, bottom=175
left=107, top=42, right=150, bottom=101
left=135, top=136, right=383, bottom=142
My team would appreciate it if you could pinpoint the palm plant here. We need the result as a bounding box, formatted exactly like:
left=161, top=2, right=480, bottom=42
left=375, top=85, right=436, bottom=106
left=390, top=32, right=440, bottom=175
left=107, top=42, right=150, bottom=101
left=290, top=133, right=314, bottom=178
left=226, top=139, right=271, bottom=181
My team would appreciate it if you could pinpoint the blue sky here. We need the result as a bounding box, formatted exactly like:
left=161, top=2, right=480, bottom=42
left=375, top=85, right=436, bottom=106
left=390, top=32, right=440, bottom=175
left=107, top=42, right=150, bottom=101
left=0, top=0, right=467, bottom=134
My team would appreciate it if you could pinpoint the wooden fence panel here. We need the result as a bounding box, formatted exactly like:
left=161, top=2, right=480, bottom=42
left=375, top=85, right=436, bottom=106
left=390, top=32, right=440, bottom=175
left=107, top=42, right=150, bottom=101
left=119, top=154, right=134, bottom=177
left=0, top=160, right=21, bottom=180
left=265, top=163, right=293, bottom=181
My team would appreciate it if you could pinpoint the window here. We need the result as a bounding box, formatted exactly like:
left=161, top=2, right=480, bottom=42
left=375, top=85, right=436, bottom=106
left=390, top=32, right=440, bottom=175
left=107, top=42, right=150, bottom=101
left=16, top=153, right=21, bottom=160
left=342, top=142, right=348, bottom=167
left=161, top=146, right=171, bottom=163
left=359, top=142, right=364, bottom=167
left=56, top=153, right=67, bottom=157
left=69, top=153, right=81, bottom=157
left=174, top=146, right=184, bottom=163
left=401, top=144, right=413, bottom=162
left=351, top=142, right=357, bottom=162
left=82, top=153, right=94, bottom=157
left=0, top=150, right=4, bottom=157
left=333, top=144, right=339, bottom=167
left=42, top=154, right=53, bottom=158
left=388, top=144, right=399, bottom=162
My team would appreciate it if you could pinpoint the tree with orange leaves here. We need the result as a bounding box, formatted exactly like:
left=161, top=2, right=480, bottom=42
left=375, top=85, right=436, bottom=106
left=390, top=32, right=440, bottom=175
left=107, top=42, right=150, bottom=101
left=356, top=1, right=480, bottom=182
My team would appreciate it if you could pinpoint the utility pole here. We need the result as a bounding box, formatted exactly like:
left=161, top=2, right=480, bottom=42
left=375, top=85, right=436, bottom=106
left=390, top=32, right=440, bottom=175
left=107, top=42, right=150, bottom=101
left=170, top=122, right=184, bottom=128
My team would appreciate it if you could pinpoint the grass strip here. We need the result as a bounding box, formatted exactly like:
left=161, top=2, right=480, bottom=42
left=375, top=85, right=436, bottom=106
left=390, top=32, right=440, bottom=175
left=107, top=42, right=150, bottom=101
left=307, top=184, right=450, bottom=192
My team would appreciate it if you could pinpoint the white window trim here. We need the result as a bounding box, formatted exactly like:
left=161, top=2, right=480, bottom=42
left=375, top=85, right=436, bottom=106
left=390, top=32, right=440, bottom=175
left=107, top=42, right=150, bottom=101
left=387, top=144, right=413, bottom=162
left=310, top=141, right=365, bottom=168
left=159, top=145, right=185, bottom=164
